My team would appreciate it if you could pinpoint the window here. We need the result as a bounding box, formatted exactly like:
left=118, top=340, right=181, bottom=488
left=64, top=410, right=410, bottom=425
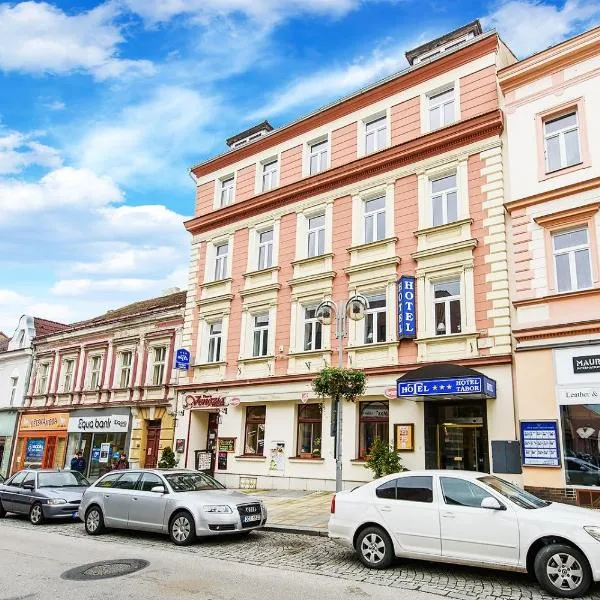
left=429, top=87, right=455, bottom=130
left=118, top=351, right=132, bottom=388
left=63, top=359, right=75, bottom=392
left=309, top=139, right=328, bottom=175
left=36, top=363, right=49, bottom=394
left=307, top=214, right=325, bottom=258
left=365, top=116, right=387, bottom=154
left=434, top=279, right=461, bottom=335
left=9, top=471, right=27, bottom=487
left=431, top=174, right=458, bottom=227
left=262, top=159, right=278, bottom=192
left=113, top=472, right=141, bottom=490
left=138, top=473, right=164, bottom=492
left=96, top=473, right=122, bottom=488
left=244, top=406, right=266, bottom=455
left=364, top=294, right=386, bottom=344
left=22, top=472, right=36, bottom=489
left=359, top=401, right=389, bottom=458
left=297, top=404, right=322, bottom=456
left=303, top=307, right=323, bottom=351
left=9, top=376, right=18, bottom=405
left=214, top=242, right=229, bottom=280
left=377, top=477, right=433, bottom=502
left=151, top=346, right=167, bottom=385
left=252, top=314, right=269, bottom=357
left=544, top=111, right=581, bottom=173
left=257, top=228, right=274, bottom=270
left=375, top=479, right=397, bottom=499
left=88, top=356, right=102, bottom=390
left=364, top=196, right=386, bottom=243
left=440, top=477, right=493, bottom=507
left=219, top=176, right=235, bottom=207
left=207, top=322, right=222, bottom=363
left=553, top=228, right=592, bottom=293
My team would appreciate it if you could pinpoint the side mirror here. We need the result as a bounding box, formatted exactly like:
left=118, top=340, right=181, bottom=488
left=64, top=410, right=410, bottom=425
left=150, top=485, right=166, bottom=494
left=22, top=482, right=35, bottom=490
left=481, top=496, right=504, bottom=510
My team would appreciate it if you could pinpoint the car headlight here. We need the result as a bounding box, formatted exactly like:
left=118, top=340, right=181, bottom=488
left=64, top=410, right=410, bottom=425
left=47, top=498, right=67, bottom=505
left=584, top=526, right=600, bottom=542
left=203, top=505, right=233, bottom=514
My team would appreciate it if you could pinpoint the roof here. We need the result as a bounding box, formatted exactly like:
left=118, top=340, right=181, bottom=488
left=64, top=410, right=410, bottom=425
left=405, top=20, right=483, bottom=65
left=397, top=362, right=485, bottom=382
left=33, top=318, right=69, bottom=338
left=226, top=120, right=274, bottom=147
left=0, top=332, right=9, bottom=352
left=37, top=291, right=187, bottom=339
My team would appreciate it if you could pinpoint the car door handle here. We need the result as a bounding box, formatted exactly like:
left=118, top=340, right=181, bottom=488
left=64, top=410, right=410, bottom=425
left=380, top=506, right=392, bottom=512
left=104, top=494, right=110, bottom=499
left=132, top=497, right=138, bottom=501
left=441, top=512, right=455, bottom=519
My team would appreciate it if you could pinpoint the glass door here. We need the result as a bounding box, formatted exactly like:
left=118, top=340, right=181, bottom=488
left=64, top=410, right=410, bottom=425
left=437, top=424, right=485, bottom=471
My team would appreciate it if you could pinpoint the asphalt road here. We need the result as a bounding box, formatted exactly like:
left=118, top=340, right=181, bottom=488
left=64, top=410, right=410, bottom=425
left=0, top=518, right=440, bottom=600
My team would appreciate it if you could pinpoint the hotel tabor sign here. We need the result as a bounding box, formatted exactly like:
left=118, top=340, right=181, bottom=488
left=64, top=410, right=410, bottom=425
left=573, top=355, right=600, bottom=374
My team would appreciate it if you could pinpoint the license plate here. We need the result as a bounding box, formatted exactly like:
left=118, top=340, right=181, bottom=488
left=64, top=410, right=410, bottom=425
left=72, top=512, right=79, bottom=519
left=242, top=514, right=261, bottom=523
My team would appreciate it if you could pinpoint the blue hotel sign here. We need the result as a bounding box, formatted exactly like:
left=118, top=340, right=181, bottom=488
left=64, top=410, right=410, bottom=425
left=397, top=376, right=497, bottom=399
left=398, top=276, right=416, bottom=339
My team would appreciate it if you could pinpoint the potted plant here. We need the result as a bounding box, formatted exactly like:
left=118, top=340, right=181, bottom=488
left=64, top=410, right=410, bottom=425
left=364, top=437, right=402, bottom=479
left=300, top=444, right=312, bottom=459
left=312, top=437, right=321, bottom=458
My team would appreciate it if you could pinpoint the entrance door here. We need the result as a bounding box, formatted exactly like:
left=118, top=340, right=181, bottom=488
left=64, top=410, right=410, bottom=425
left=145, top=421, right=161, bottom=468
left=206, top=413, right=219, bottom=476
left=437, top=425, right=485, bottom=471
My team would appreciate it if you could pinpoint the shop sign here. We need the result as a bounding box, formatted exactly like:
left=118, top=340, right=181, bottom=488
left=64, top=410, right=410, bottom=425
left=520, top=421, right=560, bottom=467
left=184, top=394, right=227, bottom=409
left=99, top=443, right=111, bottom=463
left=558, top=388, right=600, bottom=405
left=362, top=406, right=389, bottom=418
left=175, top=349, right=191, bottom=370
left=397, top=376, right=497, bottom=399
left=383, top=387, right=397, bottom=400
left=68, top=414, right=130, bottom=433
left=20, top=412, right=69, bottom=431
left=218, top=438, right=236, bottom=452
left=573, top=355, right=600, bottom=374
left=175, top=438, right=186, bottom=454
left=397, top=276, right=417, bottom=339
left=25, top=439, right=45, bottom=461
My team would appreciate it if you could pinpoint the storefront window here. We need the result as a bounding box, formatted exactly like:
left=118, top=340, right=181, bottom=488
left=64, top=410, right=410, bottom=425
left=244, top=406, right=265, bottom=456
left=65, top=432, right=128, bottom=479
left=297, top=404, right=322, bottom=457
left=359, top=401, right=389, bottom=459
left=560, top=404, right=600, bottom=486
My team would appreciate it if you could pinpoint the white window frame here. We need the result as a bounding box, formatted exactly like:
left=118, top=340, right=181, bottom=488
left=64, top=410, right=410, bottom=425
left=363, top=114, right=388, bottom=156
left=427, top=85, right=456, bottom=131
left=218, top=174, right=235, bottom=207
left=118, top=350, right=133, bottom=388
left=62, top=358, right=75, bottom=392
left=88, top=355, right=102, bottom=390
left=544, top=111, right=581, bottom=173
left=364, top=293, right=387, bottom=344
left=9, top=376, right=18, bottom=406
left=36, top=362, right=50, bottom=394
left=306, top=136, right=329, bottom=176
left=252, top=314, right=270, bottom=358
left=552, top=227, right=593, bottom=293
left=430, top=172, right=458, bottom=227
left=303, top=306, right=323, bottom=352
left=151, top=346, right=167, bottom=386
left=214, top=242, right=229, bottom=281
left=257, top=228, right=274, bottom=270
left=432, top=278, right=463, bottom=336
left=261, top=158, right=279, bottom=192
left=363, top=195, right=386, bottom=244
left=307, top=213, right=326, bottom=258
left=207, top=321, right=223, bottom=363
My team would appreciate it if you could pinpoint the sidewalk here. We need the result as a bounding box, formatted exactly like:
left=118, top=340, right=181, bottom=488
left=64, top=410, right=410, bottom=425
left=236, top=489, right=333, bottom=535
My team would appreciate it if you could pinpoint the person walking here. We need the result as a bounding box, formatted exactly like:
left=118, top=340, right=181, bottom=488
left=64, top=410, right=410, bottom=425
left=113, top=452, right=129, bottom=470
left=70, top=451, right=86, bottom=474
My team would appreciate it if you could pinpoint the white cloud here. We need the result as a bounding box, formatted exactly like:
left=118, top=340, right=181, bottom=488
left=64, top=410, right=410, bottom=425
left=51, top=277, right=157, bottom=296
left=482, top=0, right=600, bottom=57
left=0, top=1, right=154, bottom=80
left=70, top=246, right=181, bottom=275
left=0, top=289, right=29, bottom=306
left=45, top=100, right=66, bottom=111
left=0, top=130, right=62, bottom=175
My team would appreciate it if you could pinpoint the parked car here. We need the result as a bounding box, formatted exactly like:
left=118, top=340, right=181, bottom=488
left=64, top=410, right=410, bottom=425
left=329, top=470, right=600, bottom=598
left=0, top=469, right=89, bottom=524
left=566, top=457, right=600, bottom=486
left=79, top=469, right=267, bottom=545
left=0, top=474, right=4, bottom=484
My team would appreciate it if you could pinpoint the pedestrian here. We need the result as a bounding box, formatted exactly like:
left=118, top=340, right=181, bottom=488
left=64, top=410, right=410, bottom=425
left=113, top=452, right=129, bottom=470
left=70, top=450, right=86, bottom=473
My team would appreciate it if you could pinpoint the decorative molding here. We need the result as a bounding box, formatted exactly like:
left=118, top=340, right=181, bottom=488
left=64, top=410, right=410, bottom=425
left=197, top=293, right=234, bottom=307
left=239, top=283, right=282, bottom=298
left=513, top=286, right=600, bottom=307
left=288, top=271, right=337, bottom=287
left=347, top=236, right=398, bottom=254
left=414, top=218, right=473, bottom=237
left=242, top=266, right=281, bottom=278
left=344, top=257, right=400, bottom=275
left=411, top=238, right=477, bottom=260
left=514, top=319, right=600, bottom=342
left=291, top=252, right=334, bottom=267
left=200, top=277, right=233, bottom=290
left=533, top=202, right=600, bottom=227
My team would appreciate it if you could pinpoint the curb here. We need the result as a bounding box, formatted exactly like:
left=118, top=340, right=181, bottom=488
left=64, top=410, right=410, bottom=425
left=263, top=524, right=329, bottom=537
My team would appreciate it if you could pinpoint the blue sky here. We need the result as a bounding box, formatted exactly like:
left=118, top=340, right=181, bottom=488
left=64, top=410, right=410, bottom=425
left=0, top=0, right=598, bottom=334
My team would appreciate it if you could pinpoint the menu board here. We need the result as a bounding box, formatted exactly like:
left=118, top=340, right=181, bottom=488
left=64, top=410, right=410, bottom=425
left=218, top=438, right=236, bottom=452
left=394, top=424, right=414, bottom=452
left=520, top=421, right=561, bottom=467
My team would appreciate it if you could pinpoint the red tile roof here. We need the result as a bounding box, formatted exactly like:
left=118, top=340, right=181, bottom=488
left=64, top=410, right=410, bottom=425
left=33, top=318, right=69, bottom=338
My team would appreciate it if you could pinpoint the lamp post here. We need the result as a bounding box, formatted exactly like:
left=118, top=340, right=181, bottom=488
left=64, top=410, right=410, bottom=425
left=316, top=293, right=369, bottom=493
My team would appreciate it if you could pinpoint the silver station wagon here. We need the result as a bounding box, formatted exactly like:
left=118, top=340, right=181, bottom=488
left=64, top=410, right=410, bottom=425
left=79, top=468, right=267, bottom=545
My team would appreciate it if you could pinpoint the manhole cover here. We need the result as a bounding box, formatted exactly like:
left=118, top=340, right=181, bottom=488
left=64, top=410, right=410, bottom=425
left=61, top=559, right=149, bottom=581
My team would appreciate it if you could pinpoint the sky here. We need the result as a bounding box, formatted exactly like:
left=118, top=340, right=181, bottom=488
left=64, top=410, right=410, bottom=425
left=0, top=0, right=599, bottom=336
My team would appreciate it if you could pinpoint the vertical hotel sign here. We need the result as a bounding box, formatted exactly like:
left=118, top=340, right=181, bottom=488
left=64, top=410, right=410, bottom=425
left=398, top=276, right=416, bottom=339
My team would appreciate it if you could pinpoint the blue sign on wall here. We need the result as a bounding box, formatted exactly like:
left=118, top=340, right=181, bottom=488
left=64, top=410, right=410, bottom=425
left=398, top=276, right=417, bottom=339
left=25, top=439, right=45, bottom=461
left=520, top=421, right=561, bottom=467
left=397, top=375, right=497, bottom=399
left=175, top=348, right=191, bottom=370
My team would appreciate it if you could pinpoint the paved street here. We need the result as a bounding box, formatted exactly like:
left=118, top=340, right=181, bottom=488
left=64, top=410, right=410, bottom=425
left=2, top=516, right=600, bottom=600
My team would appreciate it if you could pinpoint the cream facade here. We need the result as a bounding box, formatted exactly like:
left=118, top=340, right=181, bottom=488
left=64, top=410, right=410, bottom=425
left=176, top=23, right=523, bottom=491
left=501, top=26, right=600, bottom=506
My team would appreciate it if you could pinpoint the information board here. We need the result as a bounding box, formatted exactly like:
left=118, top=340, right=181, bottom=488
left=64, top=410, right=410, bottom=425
left=520, top=420, right=561, bottom=467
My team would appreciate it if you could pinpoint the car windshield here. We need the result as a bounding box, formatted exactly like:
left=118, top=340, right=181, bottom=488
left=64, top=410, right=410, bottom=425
left=164, top=472, right=225, bottom=492
left=38, top=471, right=89, bottom=488
left=478, top=475, right=550, bottom=509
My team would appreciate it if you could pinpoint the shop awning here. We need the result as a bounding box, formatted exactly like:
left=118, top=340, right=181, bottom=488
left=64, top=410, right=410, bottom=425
left=396, top=363, right=497, bottom=401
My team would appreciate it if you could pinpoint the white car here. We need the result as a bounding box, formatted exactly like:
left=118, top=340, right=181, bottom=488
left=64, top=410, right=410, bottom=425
left=329, top=470, right=600, bottom=598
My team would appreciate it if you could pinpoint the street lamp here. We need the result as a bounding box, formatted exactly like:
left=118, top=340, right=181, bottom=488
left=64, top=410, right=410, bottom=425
left=316, top=292, right=369, bottom=492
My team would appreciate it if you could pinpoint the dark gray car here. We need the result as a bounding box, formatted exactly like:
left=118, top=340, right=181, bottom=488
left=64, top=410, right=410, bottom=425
left=0, top=469, right=89, bottom=524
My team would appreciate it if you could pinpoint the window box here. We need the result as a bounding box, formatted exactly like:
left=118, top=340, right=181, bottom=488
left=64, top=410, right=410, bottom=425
left=288, top=457, right=325, bottom=463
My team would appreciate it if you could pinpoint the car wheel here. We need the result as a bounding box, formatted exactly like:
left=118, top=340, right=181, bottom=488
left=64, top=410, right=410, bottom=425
left=534, top=543, right=592, bottom=598
left=29, top=503, right=44, bottom=526
left=169, top=511, right=196, bottom=546
left=85, top=506, right=105, bottom=536
left=356, top=526, right=394, bottom=569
